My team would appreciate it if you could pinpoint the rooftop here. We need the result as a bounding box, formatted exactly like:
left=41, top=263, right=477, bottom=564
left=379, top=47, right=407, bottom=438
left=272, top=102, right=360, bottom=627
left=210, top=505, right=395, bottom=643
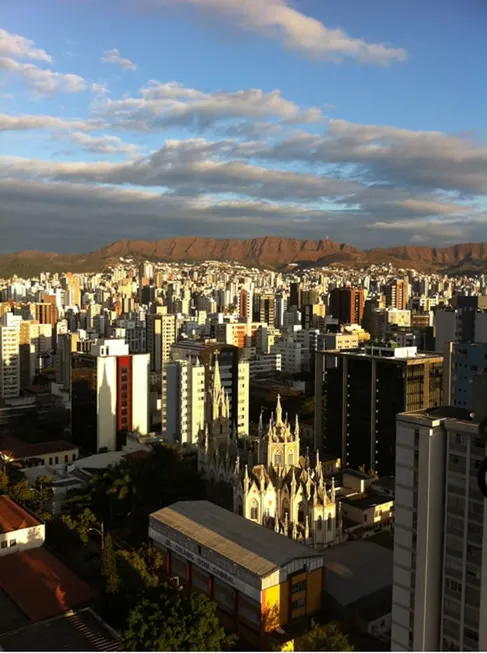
left=0, top=548, right=95, bottom=622
left=150, top=500, right=322, bottom=579
left=340, top=492, right=393, bottom=511
left=0, top=496, right=41, bottom=534
left=0, top=608, right=122, bottom=651
left=1, top=439, right=78, bottom=459
left=323, top=540, right=393, bottom=607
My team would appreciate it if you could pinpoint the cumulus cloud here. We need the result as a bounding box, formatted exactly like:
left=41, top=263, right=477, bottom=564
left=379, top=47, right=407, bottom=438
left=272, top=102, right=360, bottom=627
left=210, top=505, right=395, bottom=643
left=95, top=82, right=323, bottom=131
left=0, top=113, right=104, bottom=132
left=0, top=57, right=87, bottom=96
left=158, top=0, right=407, bottom=65
left=249, top=120, right=487, bottom=194
left=70, top=132, right=140, bottom=156
left=101, top=48, right=137, bottom=71
left=0, top=28, right=52, bottom=63
left=1, top=177, right=485, bottom=253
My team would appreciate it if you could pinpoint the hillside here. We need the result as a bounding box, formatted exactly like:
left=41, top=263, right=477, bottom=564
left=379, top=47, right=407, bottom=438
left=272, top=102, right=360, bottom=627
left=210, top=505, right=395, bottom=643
left=0, top=237, right=486, bottom=276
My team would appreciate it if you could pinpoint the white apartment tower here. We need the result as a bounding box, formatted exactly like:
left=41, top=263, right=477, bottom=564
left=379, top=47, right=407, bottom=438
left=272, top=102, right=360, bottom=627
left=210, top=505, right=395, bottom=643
left=392, top=401, right=487, bottom=652
left=0, top=313, right=21, bottom=399
left=162, top=359, right=205, bottom=446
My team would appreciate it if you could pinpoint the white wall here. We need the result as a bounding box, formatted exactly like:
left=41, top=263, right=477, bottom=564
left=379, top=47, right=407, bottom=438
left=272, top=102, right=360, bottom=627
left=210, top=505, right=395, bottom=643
left=0, top=524, right=45, bottom=556
left=132, top=353, right=150, bottom=435
left=97, top=356, right=117, bottom=451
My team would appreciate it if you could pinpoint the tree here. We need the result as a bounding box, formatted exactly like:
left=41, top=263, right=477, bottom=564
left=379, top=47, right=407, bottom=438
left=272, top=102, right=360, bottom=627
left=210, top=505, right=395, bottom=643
left=123, top=584, right=234, bottom=652
left=296, top=621, right=354, bottom=652
left=101, top=534, right=120, bottom=595
left=0, top=471, right=8, bottom=495
left=8, top=479, right=33, bottom=504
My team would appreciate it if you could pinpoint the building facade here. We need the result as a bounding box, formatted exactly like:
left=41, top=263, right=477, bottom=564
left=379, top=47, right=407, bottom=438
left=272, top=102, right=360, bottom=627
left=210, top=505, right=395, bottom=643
left=392, top=402, right=487, bottom=652
left=322, top=345, right=443, bottom=476
left=71, top=339, right=150, bottom=452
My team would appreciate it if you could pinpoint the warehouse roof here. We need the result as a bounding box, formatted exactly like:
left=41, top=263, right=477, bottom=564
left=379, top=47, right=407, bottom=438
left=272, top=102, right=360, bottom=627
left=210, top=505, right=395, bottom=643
left=150, top=500, right=322, bottom=579
left=0, top=608, right=122, bottom=651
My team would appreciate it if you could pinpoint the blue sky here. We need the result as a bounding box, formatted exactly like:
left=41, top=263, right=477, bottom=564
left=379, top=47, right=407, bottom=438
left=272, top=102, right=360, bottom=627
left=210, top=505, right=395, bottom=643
left=1, top=0, right=486, bottom=252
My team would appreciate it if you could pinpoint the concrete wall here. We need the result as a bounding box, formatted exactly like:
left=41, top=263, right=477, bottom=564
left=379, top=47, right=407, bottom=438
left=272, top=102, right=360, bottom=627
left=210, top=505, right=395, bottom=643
left=0, top=524, right=45, bottom=556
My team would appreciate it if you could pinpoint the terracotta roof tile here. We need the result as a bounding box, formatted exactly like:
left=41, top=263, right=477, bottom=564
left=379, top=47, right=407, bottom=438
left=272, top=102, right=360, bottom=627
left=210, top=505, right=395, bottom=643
left=0, top=497, right=41, bottom=534
left=0, top=548, right=95, bottom=622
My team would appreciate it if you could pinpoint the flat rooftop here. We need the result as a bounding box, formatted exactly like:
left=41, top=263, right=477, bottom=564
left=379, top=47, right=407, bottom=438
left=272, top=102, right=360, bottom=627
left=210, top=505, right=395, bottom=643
left=0, top=548, right=95, bottom=622
left=151, top=500, right=322, bottom=579
left=323, top=540, right=393, bottom=607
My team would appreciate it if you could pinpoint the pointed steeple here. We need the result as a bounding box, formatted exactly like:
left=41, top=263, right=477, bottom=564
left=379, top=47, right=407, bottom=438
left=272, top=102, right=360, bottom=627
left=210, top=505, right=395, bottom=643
left=284, top=512, right=289, bottom=535
left=305, top=514, right=310, bottom=540
left=234, top=455, right=240, bottom=477
left=212, top=350, right=221, bottom=396
left=331, top=476, right=336, bottom=501
left=258, top=407, right=264, bottom=436
left=276, top=393, right=283, bottom=425
left=274, top=513, right=280, bottom=533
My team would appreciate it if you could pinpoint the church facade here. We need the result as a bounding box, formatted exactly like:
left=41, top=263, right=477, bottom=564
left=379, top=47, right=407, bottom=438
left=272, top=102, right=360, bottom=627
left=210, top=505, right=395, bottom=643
left=197, top=353, right=340, bottom=550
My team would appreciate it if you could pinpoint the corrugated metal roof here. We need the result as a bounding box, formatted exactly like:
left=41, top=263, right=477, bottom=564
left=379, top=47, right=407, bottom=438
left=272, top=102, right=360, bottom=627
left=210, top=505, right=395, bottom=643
left=150, top=500, right=322, bottom=579
left=0, top=608, right=122, bottom=651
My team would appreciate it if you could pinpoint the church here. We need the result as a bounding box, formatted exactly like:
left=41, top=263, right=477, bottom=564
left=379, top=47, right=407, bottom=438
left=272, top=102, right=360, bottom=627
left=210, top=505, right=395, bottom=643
left=197, top=353, right=340, bottom=550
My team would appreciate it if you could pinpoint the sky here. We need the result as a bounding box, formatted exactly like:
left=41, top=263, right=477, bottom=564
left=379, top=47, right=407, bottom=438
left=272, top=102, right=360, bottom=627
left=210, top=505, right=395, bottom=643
left=0, top=0, right=486, bottom=253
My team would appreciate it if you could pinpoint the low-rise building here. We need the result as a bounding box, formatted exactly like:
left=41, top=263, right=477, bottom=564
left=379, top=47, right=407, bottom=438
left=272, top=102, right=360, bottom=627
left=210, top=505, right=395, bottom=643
left=0, top=496, right=45, bottom=556
left=149, top=500, right=325, bottom=649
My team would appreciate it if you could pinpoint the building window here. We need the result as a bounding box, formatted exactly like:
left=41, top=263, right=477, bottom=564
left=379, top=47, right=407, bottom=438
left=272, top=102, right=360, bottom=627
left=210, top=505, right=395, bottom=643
left=0, top=541, right=7, bottom=549
left=9, top=539, right=16, bottom=547
left=327, top=514, right=332, bottom=531
left=274, top=450, right=282, bottom=466
left=288, top=451, right=294, bottom=466
left=292, top=581, right=306, bottom=594
left=291, top=598, right=305, bottom=611
left=317, top=517, right=322, bottom=531
left=250, top=500, right=259, bottom=521
left=64, top=455, right=68, bottom=463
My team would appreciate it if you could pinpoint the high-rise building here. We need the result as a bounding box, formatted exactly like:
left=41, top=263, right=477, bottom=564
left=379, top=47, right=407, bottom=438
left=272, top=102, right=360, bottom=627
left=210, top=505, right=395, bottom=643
left=0, top=313, right=20, bottom=399
left=147, top=311, right=176, bottom=372
left=171, top=342, right=249, bottom=436
left=443, top=342, right=487, bottom=410
left=329, top=288, right=364, bottom=325
left=289, top=282, right=301, bottom=309
left=392, top=397, right=487, bottom=651
left=162, top=360, right=205, bottom=446
left=71, top=339, right=150, bottom=452
left=321, top=344, right=443, bottom=475
left=384, top=279, right=409, bottom=311
left=259, top=294, right=275, bottom=327
left=19, top=320, right=52, bottom=387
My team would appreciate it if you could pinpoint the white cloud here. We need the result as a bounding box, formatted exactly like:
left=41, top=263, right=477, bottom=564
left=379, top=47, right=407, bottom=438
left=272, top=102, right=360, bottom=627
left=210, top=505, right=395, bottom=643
left=95, top=82, right=323, bottom=131
left=70, top=132, right=140, bottom=156
left=91, top=82, right=109, bottom=96
left=159, top=0, right=407, bottom=65
left=0, top=113, right=104, bottom=132
left=0, top=57, right=87, bottom=96
left=101, top=48, right=137, bottom=71
left=0, top=28, right=52, bottom=63
left=249, top=120, right=487, bottom=194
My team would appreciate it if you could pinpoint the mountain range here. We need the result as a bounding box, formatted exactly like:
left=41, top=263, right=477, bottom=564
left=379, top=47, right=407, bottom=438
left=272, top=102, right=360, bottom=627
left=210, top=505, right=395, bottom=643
left=1, top=237, right=487, bottom=276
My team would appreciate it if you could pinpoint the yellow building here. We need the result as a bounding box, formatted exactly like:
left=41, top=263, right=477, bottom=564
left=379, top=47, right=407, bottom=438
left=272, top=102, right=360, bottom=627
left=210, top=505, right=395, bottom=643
left=149, top=500, right=325, bottom=649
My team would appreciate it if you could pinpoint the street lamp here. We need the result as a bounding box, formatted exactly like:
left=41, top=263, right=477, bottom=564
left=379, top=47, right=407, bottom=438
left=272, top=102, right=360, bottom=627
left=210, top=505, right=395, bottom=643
left=87, top=521, right=105, bottom=550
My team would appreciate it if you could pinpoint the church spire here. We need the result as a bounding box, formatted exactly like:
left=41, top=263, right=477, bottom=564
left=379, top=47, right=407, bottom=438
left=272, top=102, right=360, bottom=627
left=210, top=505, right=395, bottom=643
left=276, top=393, right=283, bottom=425
left=295, top=413, right=300, bottom=439
left=212, top=351, right=221, bottom=397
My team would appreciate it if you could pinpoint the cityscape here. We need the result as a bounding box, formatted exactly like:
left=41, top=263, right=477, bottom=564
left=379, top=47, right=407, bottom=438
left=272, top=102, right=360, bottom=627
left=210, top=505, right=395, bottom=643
left=1, top=1, right=486, bottom=652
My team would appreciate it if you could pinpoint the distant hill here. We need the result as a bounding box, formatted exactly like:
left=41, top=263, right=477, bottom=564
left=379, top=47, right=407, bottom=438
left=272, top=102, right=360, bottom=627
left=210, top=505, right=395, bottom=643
left=0, top=237, right=486, bottom=276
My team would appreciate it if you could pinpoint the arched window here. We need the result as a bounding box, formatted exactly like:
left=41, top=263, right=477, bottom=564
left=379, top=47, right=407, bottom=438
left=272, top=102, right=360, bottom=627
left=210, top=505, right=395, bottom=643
left=250, top=500, right=259, bottom=521
left=327, top=513, right=332, bottom=531
left=298, top=502, right=305, bottom=523
left=282, top=498, right=290, bottom=519
left=237, top=498, right=243, bottom=516
left=288, top=450, right=294, bottom=466
left=274, top=450, right=282, bottom=467
left=317, top=516, right=323, bottom=531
